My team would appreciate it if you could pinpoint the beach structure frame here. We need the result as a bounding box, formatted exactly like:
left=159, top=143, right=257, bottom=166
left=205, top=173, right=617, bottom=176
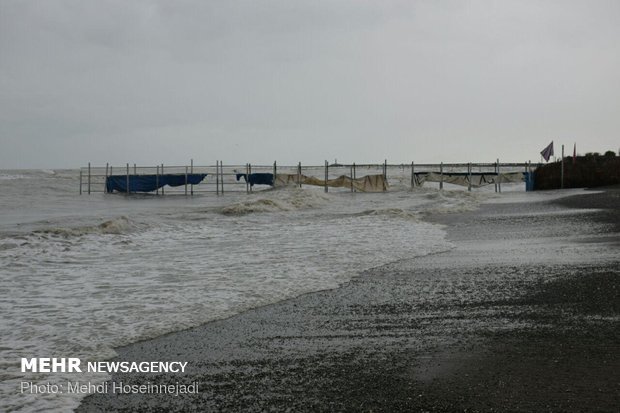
left=79, top=160, right=536, bottom=195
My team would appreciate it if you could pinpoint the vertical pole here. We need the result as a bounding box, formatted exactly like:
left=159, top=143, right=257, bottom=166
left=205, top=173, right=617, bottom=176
left=87, top=162, right=91, bottom=194
left=221, top=161, right=224, bottom=195
left=126, top=163, right=130, bottom=195
left=324, top=160, right=328, bottom=193
left=353, top=162, right=357, bottom=192
left=383, top=160, right=387, bottom=192
left=561, top=144, right=565, bottom=189
left=190, top=159, right=194, bottom=196
left=248, top=163, right=252, bottom=193
left=133, top=163, right=136, bottom=176
left=79, top=169, right=83, bottom=194
left=411, top=161, right=415, bottom=188
left=273, top=161, right=277, bottom=187
left=156, top=165, right=159, bottom=195
left=468, top=162, right=472, bottom=191
left=350, top=164, right=354, bottom=192
left=298, top=162, right=302, bottom=188
left=105, top=163, right=109, bottom=193
left=245, top=163, right=250, bottom=194
left=440, top=162, right=444, bottom=190
left=184, top=166, right=188, bottom=196
left=494, top=161, right=498, bottom=193
left=161, top=163, right=164, bottom=195
left=216, top=161, right=219, bottom=194
left=497, top=158, right=502, bottom=193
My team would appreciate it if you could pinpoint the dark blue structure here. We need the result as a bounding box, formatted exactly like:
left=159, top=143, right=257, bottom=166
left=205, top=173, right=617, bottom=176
left=525, top=171, right=535, bottom=191
left=235, top=173, right=274, bottom=187
left=105, top=174, right=207, bottom=193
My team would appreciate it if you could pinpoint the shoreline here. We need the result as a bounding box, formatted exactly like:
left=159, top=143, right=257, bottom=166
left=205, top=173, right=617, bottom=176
left=78, top=188, right=620, bottom=412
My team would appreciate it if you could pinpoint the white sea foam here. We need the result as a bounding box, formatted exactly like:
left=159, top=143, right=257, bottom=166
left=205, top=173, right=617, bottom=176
left=420, top=189, right=490, bottom=214
left=31, top=216, right=140, bottom=238
left=220, top=187, right=330, bottom=215
left=0, top=174, right=29, bottom=180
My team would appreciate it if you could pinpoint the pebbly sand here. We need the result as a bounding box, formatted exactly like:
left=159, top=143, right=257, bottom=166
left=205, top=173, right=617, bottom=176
left=78, top=188, right=620, bottom=412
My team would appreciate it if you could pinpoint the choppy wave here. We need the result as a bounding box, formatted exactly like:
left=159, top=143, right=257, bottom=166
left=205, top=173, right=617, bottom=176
left=32, top=216, right=140, bottom=238
left=220, top=187, right=329, bottom=215
left=421, top=189, right=489, bottom=214
left=0, top=174, right=29, bottom=180
left=354, top=208, right=421, bottom=221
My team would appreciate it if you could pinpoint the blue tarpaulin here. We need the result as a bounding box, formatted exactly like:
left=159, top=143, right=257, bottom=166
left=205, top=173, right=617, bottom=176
left=525, top=172, right=535, bottom=191
left=235, top=173, right=274, bottom=187
left=106, top=174, right=207, bottom=193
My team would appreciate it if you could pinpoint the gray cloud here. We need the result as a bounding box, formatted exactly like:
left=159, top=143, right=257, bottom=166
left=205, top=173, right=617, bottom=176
left=1, top=0, right=618, bottom=168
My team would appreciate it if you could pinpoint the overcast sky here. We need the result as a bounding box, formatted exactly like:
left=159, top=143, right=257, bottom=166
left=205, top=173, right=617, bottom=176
left=1, top=0, right=618, bottom=168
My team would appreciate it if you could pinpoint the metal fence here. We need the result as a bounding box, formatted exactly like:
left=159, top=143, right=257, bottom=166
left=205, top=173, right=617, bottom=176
left=79, top=160, right=536, bottom=195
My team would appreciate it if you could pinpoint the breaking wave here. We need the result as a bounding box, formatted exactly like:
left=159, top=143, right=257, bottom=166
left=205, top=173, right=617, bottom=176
left=33, top=216, right=140, bottom=238
left=220, top=188, right=329, bottom=216
left=421, top=189, right=489, bottom=214
left=354, top=208, right=421, bottom=221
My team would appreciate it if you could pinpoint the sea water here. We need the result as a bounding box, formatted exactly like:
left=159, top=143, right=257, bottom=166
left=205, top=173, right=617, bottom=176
left=1, top=167, right=506, bottom=412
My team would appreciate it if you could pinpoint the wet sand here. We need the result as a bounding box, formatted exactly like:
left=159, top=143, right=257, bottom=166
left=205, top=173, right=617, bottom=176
left=78, top=188, right=620, bottom=412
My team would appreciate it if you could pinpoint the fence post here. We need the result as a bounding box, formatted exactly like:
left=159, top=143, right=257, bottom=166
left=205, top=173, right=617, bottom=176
left=494, top=161, right=498, bottom=192
left=185, top=166, right=188, bottom=196
left=468, top=162, right=472, bottom=191
left=411, top=161, right=414, bottom=188
left=273, top=161, right=277, bottom=187
left=298, top=162, right=302, bottom=188
left=248, top=163, right=252, bottom=193
left=126, top=163, right=130, bottom=195
left=87, top=162, right=91, bottom=194
left=561, top=144, right=565, bottom=189
left=105, top=163, right=109, bottom=193
left=215, top=161, right=219, bottom=195
left=156, top=165, right=159, bottom=195
left=221, top=161, right=224, bottom=194
left=324, top=160, right=328, bottom=193
left=440, top=162, right=443, bottom=190
left=190, top=159, right=194, bottom=196
left=497, top=158, right=501, bottom=193
left=350, top=164, right=354, bottom=192
left=79, top=169, right=82, bottom=194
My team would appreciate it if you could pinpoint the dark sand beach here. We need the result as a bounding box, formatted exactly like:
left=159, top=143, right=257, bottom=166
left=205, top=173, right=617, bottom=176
left=78, top=188, right=620, bottom=412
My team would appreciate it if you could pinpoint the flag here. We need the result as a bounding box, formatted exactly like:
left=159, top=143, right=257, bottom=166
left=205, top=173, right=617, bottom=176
left=572, top=143, right=576, bottom=164
left=540, top=141, right=554, bottom=162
